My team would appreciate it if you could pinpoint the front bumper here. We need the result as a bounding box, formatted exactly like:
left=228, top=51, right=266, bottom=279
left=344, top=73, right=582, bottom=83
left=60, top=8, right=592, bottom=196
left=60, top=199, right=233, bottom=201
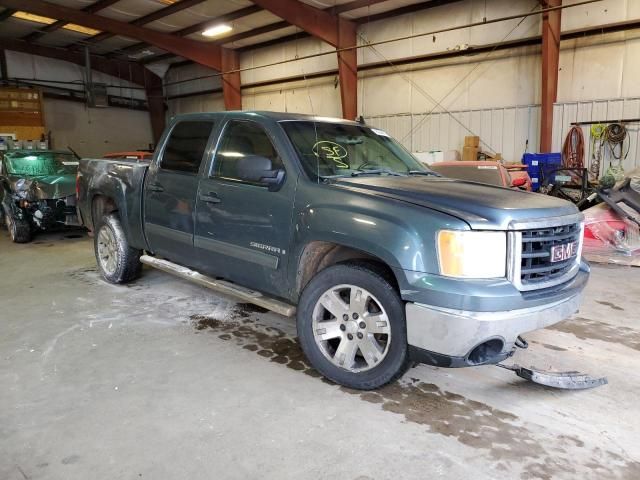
left=406, top=289, right=584, bottom=368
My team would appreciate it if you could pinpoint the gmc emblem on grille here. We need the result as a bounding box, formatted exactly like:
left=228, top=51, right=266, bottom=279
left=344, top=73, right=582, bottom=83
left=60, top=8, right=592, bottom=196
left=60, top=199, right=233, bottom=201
left=550, top=241, right=578, bottom=263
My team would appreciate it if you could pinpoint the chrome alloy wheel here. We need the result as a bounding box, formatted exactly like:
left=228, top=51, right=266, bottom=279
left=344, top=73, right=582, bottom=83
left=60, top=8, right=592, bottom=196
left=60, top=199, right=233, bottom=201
left=97, top=225, right=118, bottom=276
left=312, top=284, right=391, bottom=372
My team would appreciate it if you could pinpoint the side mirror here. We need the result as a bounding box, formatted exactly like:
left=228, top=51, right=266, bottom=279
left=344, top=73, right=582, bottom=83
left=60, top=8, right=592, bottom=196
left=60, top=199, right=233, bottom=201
left=236, top=155, right=285, bottom=191
left=511, top=177, right=527, bottom=189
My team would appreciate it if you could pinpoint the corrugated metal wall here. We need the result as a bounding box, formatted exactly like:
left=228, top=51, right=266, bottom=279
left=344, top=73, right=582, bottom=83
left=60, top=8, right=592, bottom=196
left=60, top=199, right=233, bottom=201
left=364, top=98, right=640, bottom=174
left=364, top=104, right=541, bottom=163
left=553, top=97, right=640, bottom=175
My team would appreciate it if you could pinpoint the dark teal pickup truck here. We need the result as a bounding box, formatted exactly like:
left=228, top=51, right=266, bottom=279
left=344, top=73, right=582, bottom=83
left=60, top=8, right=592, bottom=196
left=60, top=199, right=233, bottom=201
left=77, top=111, right=589, bottom=390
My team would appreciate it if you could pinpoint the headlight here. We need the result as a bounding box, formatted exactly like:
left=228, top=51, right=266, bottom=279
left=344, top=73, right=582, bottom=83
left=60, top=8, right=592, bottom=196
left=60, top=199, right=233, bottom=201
left=437, top=230, right=506, bottom=278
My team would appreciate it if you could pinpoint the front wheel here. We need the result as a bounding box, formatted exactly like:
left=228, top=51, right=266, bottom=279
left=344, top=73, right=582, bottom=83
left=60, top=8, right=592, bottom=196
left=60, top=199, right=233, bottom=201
left=297, top=263, right=409, bottom=390
left=94, top=214, right=142, bottom=284
left=5, top=210, right=32, bottom=243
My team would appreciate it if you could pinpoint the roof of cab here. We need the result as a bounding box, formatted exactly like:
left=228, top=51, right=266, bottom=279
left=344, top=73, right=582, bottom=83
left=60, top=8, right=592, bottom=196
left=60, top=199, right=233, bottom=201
left=172, top=110, right=361, bottom=125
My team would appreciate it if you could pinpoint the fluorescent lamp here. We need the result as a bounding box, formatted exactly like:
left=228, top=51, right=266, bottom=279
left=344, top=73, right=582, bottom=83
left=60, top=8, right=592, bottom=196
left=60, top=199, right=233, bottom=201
left=202, top=24, right=233, bottom=38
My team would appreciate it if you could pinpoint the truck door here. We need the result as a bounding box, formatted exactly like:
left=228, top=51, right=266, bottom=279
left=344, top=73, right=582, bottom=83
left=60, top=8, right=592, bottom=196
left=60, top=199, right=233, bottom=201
left=143, top=120, right=215, bottom=266
left=194, top=119, right=296, bottom=299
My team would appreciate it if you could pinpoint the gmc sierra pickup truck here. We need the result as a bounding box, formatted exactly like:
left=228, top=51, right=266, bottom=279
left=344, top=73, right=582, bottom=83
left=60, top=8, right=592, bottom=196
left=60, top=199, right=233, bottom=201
left=77, top=111, right=589, bottom=390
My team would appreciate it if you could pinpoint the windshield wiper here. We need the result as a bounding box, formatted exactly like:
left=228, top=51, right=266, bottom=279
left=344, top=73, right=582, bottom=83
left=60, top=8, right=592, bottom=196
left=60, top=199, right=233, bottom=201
left=408, top=170, right=440, bottom=177
left=351, top=168, right=404, bottom=177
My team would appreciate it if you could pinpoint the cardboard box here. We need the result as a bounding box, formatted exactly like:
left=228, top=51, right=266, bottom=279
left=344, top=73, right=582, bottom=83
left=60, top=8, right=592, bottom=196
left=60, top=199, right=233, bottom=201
left=462, top=146, right=479, bottom=161
left=464, top=135, right=480, bottom=147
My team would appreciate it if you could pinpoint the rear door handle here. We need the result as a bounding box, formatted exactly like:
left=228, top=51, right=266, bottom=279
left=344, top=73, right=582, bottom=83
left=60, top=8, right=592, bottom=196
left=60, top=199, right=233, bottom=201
left=199, top=192, right=221, bottom=204
left=148, top=183, right=164, bottom=192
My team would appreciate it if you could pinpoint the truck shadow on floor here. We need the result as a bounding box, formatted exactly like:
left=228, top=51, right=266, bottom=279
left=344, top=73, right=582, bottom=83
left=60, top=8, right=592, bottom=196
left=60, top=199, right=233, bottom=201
left=191, top=309, right=640, bottom=480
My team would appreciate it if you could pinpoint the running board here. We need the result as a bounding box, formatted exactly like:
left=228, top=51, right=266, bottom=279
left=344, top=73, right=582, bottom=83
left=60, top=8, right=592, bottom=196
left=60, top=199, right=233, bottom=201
left=140, top=255, right=296, bottom=317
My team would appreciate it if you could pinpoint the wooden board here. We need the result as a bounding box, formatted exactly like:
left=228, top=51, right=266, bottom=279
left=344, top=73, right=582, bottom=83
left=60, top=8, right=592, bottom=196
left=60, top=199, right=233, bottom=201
left=0, top=126, right=46, bottom=141
left=0, top=87, right=45, bottom=128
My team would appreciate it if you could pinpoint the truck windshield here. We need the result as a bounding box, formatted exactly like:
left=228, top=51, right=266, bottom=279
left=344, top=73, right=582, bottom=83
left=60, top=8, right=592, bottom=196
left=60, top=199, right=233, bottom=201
left=280, top=121, right=428, bottom=179
left=4, top=151, right=78, bottom=176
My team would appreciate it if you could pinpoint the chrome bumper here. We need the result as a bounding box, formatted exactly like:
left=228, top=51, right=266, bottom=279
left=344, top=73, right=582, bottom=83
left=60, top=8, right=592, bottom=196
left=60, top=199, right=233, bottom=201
left=406, top=292, right=583, bottom=360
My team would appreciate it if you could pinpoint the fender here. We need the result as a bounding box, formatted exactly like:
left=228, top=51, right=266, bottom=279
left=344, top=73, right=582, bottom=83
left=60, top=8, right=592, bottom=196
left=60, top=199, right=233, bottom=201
left=288, top=183, right=469, bottom=298
left=84, top=160, right=149, bottom=250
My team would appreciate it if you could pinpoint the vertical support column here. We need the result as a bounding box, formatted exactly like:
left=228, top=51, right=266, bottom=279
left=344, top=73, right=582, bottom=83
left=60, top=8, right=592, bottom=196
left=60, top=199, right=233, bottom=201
left=337, top=17, right=357, bottom=121
left=0, top=49, right=8, bottom=83
left=540, top=0, right=561, bottom=153
left=145, top=74, right=166, bottom=145
left=222, top=48, right=241, bottom=111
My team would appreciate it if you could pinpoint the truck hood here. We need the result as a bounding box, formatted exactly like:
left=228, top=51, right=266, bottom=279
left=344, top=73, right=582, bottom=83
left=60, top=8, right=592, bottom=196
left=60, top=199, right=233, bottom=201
left=333, top=176, right=579, bottom=230
left=8, top=174, right=76, bottom=201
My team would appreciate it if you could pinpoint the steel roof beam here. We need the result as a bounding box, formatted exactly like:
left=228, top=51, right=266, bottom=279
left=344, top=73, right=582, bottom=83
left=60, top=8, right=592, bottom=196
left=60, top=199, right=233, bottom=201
left=81, top=0, right=207, bottom=45
left=113, top=5, right=262, bottom=59
left=0, top=0, right=223, bottom=70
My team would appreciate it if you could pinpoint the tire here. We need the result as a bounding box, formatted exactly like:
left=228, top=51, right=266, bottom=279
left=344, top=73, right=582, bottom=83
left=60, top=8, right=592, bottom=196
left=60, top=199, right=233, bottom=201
left=297, top=262, right=409, bottom=390
left=6, top=211, right=32, bottom=243
left=94, top=213, right=142, bottom=284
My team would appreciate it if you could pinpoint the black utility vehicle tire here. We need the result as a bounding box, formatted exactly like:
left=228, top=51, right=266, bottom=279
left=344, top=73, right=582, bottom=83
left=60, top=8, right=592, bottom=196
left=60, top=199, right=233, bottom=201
left=297, top=262, right=409, bottom=390
left=94, top=214, right=142, bottom=284
left=6, top=212, right=32, bottom=243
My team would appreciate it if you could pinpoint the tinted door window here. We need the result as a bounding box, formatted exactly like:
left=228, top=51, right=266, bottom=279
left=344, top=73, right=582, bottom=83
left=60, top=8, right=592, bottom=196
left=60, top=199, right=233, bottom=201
left=213, top=121, right=283, bottom=181
left=161, top=121, right=214, bottom=173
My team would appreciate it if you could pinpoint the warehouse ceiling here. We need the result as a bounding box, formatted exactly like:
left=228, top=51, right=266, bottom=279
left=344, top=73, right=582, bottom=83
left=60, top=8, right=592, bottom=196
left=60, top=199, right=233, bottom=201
left=0, top=0, right=458, bottom=67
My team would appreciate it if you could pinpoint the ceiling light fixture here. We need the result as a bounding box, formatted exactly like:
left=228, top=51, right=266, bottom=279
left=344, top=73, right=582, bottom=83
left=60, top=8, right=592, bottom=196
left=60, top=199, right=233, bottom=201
left=202, top=24, right=232, bottom=38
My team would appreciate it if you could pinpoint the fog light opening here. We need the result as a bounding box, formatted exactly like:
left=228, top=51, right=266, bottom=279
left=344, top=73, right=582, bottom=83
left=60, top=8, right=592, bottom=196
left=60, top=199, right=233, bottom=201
left=467, top=339, right=504, bottom=365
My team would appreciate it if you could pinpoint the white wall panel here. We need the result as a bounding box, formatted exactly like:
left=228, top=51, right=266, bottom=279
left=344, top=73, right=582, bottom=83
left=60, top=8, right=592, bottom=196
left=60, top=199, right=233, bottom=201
left=561, top=0, right=634, bottom=30
left=5, top=50, right=145, bottom=100
left=240, top=36, right=337, bottom=85
left=43, top=99, right=153, bottom=158
left=165, top=63, right=221, bottom=98
left=365, top=103, right=541, bottom=163
left=163, top=0, right=640, bottom=172
left=167, top=94, right=225, bottom=118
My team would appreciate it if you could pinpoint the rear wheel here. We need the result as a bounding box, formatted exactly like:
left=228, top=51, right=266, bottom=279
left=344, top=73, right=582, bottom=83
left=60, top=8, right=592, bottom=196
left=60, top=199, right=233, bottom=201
left=5, top=211, right=32, bottom=243
left=94, top=214, right=142, bottom=284
left=297, top=263, right=409, bottom=390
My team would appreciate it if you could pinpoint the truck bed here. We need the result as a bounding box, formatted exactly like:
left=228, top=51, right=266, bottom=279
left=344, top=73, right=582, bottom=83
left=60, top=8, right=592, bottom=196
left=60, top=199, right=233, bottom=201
left=76, top=158, right=149, bottom=250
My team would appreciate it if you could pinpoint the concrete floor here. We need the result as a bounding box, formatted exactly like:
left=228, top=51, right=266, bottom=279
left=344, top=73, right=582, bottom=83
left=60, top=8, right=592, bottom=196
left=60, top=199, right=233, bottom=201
left=1, top=229, right=639, bottom=480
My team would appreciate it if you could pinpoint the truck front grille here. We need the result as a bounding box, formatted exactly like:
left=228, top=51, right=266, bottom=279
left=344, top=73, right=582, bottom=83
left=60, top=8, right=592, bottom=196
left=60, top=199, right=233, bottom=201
left=508, top=216, right=584, bottom=291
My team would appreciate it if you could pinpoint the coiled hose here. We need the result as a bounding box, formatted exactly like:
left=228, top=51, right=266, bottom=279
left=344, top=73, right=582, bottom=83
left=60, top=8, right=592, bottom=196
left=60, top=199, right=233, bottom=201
left=604, top=123, right=628, bottom=160
left=562, top=125, right=584, bottom=169
left=601, top=122, right=627, bottom=185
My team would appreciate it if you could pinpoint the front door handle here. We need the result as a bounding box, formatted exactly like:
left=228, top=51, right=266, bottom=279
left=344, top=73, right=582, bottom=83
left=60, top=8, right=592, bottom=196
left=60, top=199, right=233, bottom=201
left=199, top=192, right=221, bottom=204
left=148, top=183, right=164, bottom=192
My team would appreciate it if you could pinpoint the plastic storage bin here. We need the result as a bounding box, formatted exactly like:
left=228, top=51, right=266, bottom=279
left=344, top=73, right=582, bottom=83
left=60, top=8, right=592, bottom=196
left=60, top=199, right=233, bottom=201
left=522, top=152, right=562, bottom=191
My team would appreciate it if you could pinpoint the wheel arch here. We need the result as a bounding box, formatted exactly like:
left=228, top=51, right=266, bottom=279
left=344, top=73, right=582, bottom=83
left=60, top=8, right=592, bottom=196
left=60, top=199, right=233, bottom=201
left=90, top=194, right=119, bottom=230
left=294, top=240, right=400, bottom=300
